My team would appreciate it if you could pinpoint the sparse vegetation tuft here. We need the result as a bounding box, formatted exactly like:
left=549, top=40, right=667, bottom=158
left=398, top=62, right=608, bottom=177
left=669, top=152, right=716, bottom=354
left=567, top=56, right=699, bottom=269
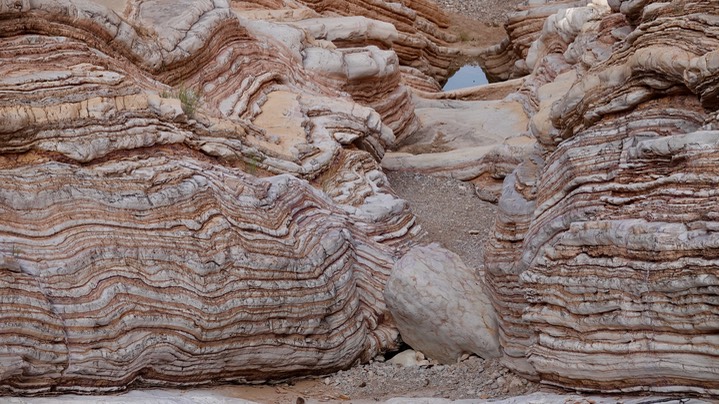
left=245, top=153, right=265, bottom=175
left=177, top=86, right=201, bottom=117
left=160, top=85, right=202, bottom=118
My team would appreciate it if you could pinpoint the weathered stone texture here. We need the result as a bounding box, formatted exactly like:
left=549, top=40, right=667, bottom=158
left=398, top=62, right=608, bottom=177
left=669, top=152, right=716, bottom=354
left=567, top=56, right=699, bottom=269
left=295, top=0, right=459, bottom=81
left=482, top=0, right=593, bottom=81
left=385, top=244, right=501, bottom=364
left=0, top=0, right=432, bottom=394
left=486, top=0, right=719, bottom=394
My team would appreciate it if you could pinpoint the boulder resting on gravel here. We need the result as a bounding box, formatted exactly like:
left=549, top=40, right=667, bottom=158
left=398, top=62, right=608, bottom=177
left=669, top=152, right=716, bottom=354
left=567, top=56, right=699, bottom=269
left=385, top=244, right=501, bottom=363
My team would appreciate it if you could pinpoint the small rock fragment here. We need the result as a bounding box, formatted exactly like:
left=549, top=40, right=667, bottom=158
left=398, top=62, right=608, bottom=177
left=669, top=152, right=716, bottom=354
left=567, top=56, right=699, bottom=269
left=508, top=377, right=526, bottom=391
left=388, top=349, right=424, bottom=366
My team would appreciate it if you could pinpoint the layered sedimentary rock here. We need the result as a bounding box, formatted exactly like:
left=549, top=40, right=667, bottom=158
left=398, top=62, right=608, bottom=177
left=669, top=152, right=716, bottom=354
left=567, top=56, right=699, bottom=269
left=0, top=158, right=403, bottom=393
left=481, top=0, right=592, bottom=81
left=0, top=0, right=435, bottom=394
left=8, top=390, right=713, bottom=404
left=230, top=0, right=461, bottom=90
left=294, top=0, right=459, bottom=81
left=382, top=93, right=532, bottom=202
left=485, top=0, right=719, bottom=395
left=8, top=0, right=719, bottom=397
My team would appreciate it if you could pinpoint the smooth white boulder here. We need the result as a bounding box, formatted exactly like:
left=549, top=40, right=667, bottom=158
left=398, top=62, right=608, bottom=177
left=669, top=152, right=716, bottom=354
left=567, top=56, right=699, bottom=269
left=385, top=244, right=501, bottom=363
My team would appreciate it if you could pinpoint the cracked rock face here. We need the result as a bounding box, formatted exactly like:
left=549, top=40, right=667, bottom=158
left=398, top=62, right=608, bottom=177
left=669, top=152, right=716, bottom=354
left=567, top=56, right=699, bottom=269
left=0, top=0, right=448, bottom=394
left=485, top=0, right=719, bottom=395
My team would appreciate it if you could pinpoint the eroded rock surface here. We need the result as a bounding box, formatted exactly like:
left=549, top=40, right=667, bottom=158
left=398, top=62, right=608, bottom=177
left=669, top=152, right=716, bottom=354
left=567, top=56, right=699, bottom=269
left=0, top=0, right=439, bottom=394
left=5, top=0, right=719, bottom=398
left=383, top=95, right=532, bottom=202
left=484, top=0, right=719, bottom=395
left=294, top=0, right=460, bottom=81
left=7, top=391, right=711, bottom=404
left=230, top=0, right=462, bottom=90
left=481, top=0, right=594, bottom=81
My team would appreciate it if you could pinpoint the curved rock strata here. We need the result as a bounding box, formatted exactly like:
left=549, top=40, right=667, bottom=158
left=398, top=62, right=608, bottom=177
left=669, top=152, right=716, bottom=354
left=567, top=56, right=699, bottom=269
left=295, top=0, right=459, bottom=82
left=0, top=157, right=401, bottom=393
left=230, top=0, right=462, bottom=89
left=481, top=0, right=592, bottom=81
left=0, top=0, right=436, bottom=394
left=485, top=0, right=719, bottom=395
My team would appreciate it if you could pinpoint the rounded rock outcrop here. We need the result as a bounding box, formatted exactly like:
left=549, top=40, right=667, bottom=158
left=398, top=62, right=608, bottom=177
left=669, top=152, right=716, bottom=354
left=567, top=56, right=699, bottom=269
left=484, top=0, right=719, bottom=395
left=0, top=0, right=441, bottom=394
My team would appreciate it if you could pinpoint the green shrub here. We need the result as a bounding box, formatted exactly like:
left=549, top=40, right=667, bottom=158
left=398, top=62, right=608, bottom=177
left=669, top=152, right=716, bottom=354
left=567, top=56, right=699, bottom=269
left=160, top=85, right=201, bottom=118
left=177, top=86, right=200, bottom=117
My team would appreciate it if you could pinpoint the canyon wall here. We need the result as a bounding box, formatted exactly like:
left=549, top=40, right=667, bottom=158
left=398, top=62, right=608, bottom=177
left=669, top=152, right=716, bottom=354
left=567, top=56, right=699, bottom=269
left=295, top=0, right=459, bottom=81
left=3, top=0, right=719, bottom=397
left=486, top=0, right=719, bottom=395
left=0, top=0, right=429, bottom=394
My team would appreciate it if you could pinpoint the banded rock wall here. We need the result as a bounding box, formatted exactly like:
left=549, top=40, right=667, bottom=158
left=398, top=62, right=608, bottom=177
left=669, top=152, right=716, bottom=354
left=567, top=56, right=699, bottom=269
left=229, top=0, right=460, bottom=91
left=0, top=0, right=431, bottom=394
left=486, top=0, right=719, bottom=395
left=294, top=0, right=459, bottom=81
left=482, top=0, right=592, bottom=81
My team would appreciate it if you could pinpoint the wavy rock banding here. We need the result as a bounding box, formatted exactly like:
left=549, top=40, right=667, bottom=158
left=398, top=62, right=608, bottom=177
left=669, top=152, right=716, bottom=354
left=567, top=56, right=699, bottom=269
left=1, top=158, right=403, bottom=393
left=6, top=0, right=719, bottom=397
left=485, top=0, right=719, bottom=395
left=295, top=0, right=459, bottom=81
left=0, top=0, right=438, bottom=394
left=481, top=0, right=592, bottom=81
